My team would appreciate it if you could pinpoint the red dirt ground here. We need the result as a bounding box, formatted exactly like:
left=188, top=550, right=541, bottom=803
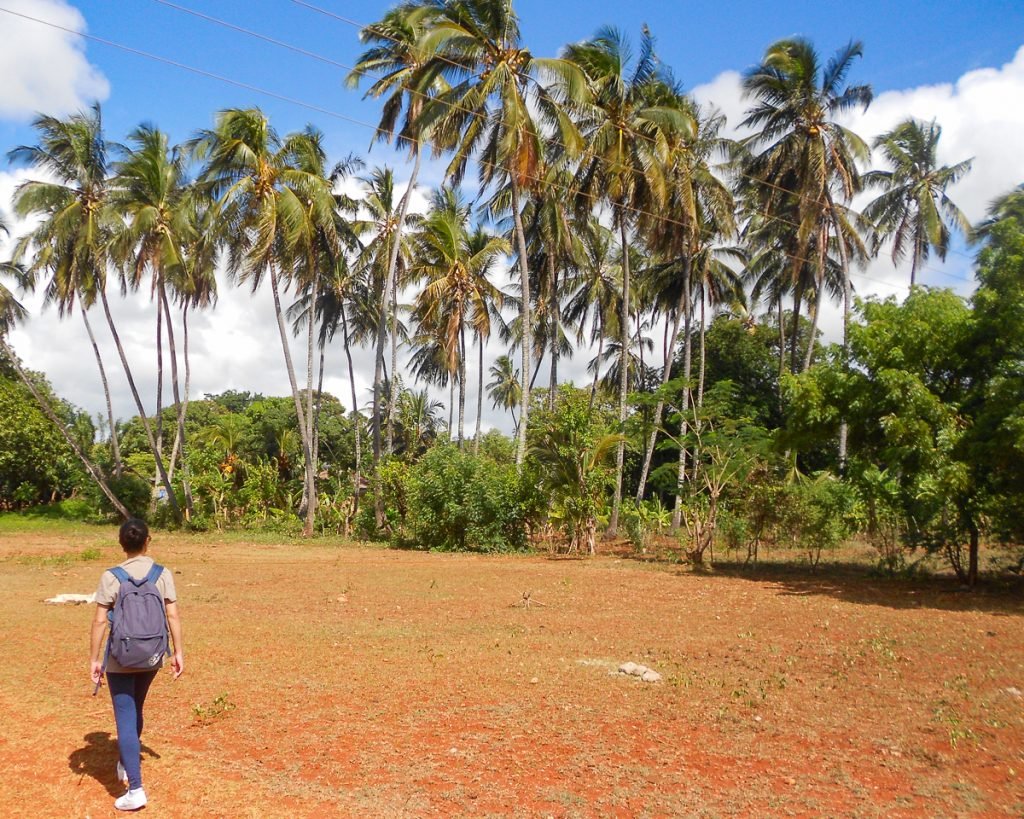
left=1, top=528, right=1022, bottom=817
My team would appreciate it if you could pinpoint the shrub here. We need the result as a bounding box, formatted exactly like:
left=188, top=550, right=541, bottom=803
left=399, top=445, right=540, bottom=552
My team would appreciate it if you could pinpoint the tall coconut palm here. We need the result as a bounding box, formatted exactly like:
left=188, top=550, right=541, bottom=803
left=566, top=24, right=695, bottom=533
left=349, top=2, right=445, bottom=473
left=109, top=123, right=197, bottom=519
left=350, top=166, right=415, bottom=461
left=863, top=118, right=973, bottom=287
left=634, top=105, right=735, bottom=504
left=164, top=184, right=218, bottom=513
left=416, top=0, right=589, bottom=465
left=740, top=37, right=872, bottom=373
left=564, top=219, right=619, bottom=411
left=487, top=354, right=521, bottom=433
left=192, top=108, right=339, bottom=536
left=411, top=186, right=509, bottom=448
left=7, top=105, right=126, bottom=481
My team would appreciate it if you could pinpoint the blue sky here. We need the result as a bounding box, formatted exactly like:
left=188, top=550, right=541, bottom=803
left=1, top=0, right=1023, bottom=428
left=3, top=0, right=1022, bottom=162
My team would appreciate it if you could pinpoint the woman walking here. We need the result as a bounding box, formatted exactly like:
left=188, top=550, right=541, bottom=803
left=89, top=518, right=184, bottom=811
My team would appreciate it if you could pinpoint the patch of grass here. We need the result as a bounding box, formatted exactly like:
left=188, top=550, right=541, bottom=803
left=192, top=692, right=236, bottom=723
left=16, top=547, right=105, bottom=568
left=0, top=511, right=104, bottom=534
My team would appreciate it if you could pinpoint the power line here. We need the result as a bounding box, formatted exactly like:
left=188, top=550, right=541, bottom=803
left=0, top=4, right=976, bottom=294
left=146, top=0, right=980, bottom=291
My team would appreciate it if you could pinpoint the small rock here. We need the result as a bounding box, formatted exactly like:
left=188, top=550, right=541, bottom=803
left=641, top=670, right=662, bottom=683
left=785, top=777, right=796, bottom=786
left=530, top=677, right=539, bottom=684
left=619, top=662, right=640, bottom=676
left=753, top=715, right=762, bottom=723
left=1005, top=687, right=1022, bottom=698
left=336, top=595, right=348, bottom=603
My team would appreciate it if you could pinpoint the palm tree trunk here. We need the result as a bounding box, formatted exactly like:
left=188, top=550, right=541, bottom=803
left=179, top=302, right=194, bottom=514
left=459, top=331, right=467, bottom=449
left=81, top=306, right=122, bottom=478
left=314, top=345, right=325, bottom=469
left=1, top=336, right=130, bottom=519
left=153, top=292, right=164, bottom=510
left=474, top=333, right=483, bottom=456
left=834, top=205, right=852, bottom=474
left=697, top=292, right=707, bottom=407
left=299, top=261, right=320, bottom=518
left=341, top=308, right=360, bottom=515
left=388, top=260, right=398, bottom=456
left=99, top=287, right=181, bottom=522
left=548, top=254, right=559, bottom=412
left=608, top=219, right=631, bottom=536
left=589, top=316, right=605, bottom=412
left=509, top=178, right=532, bottom=467
left=801, top=282, right=824, bottom=373
left=672, top=268, right=695, bottom=532
left=636, top=263, right=689, bottom=502
left=159, top=285, right=194, bottom=521
left=777, top=291, right=787, bottom=384
left=267, top=263, right=316, bottom=536
left=789, top=282, right=804, bottom=374
left=448, top=378, right=455, bottom=436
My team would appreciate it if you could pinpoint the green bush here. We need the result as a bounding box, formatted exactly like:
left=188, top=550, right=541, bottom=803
left=397, top=445, right=540, bottom=552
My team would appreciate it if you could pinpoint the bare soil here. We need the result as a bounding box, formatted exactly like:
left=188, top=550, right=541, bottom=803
left=1, top=527, right=1022, bottom=817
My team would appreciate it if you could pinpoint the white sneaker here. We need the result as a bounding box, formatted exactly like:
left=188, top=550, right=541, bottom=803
left=114, top=787, right=147, bottom=811
left=116, top=761, right=128, bottom=784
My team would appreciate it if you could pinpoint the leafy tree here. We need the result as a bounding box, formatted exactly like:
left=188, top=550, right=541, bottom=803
left=528, top=387, right=621, bottom=555
left=964, top=191, right=1024, bottom=549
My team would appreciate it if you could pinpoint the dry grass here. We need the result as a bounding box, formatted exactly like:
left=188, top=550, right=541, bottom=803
left=1, top=525, right=1022, bottom=817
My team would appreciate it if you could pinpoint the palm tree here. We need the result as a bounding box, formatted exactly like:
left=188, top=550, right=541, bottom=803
left=487, top=354, right=521, bottom=433
left=164, top=185, right=219, bottom=514
left=973, top=183, right=1024, bottom=243
left=564, top=219, right=619, bottom=411
left=566, top=24, right=695, bottom=532
left=416, top=0, right=589, bottom=465
left=740, top=37, right=872, bottom=373
left=397, top=386, right=446, bottom=459
left=634, top=105, right=736, bottom=503
left=349, top=2, right=444, bottom=471
left=192, top=108, right=339, bottom=536
left=7, top=105, right=126, bottom=481
left=109, top=124, right=196, bottom=519
left=864, top=118, right=973, bottom=287
left=351, top=166, right=415, bottom=461
left=410, top=186, right=508, bottom=448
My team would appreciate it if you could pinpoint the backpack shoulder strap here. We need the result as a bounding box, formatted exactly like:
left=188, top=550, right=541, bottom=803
left=109, top=566, right=131, bottom=584
left=145, top=563, right=165, bottom=585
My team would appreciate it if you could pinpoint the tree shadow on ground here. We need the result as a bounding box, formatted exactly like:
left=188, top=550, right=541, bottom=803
left=68, top=731, right=161, bottom=796
left=699, top=559, right=1024, bottom=616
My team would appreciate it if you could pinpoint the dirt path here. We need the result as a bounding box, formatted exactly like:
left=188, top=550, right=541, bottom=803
left=1, top=531, right=1022, bottom=817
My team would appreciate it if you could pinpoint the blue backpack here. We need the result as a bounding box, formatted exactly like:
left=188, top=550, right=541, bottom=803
left=104, top=564, right=170, bottom=670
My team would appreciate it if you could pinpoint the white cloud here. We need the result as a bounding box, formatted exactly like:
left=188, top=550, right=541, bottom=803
left=4, top=47, right=1023, bottom=435
left=690, top=45, right=1024, bottom=341
left=0, top=0, right=109, bottom=122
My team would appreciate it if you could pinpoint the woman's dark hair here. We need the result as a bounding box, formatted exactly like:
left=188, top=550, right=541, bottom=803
left=119, top=518, right=150, bottom=553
